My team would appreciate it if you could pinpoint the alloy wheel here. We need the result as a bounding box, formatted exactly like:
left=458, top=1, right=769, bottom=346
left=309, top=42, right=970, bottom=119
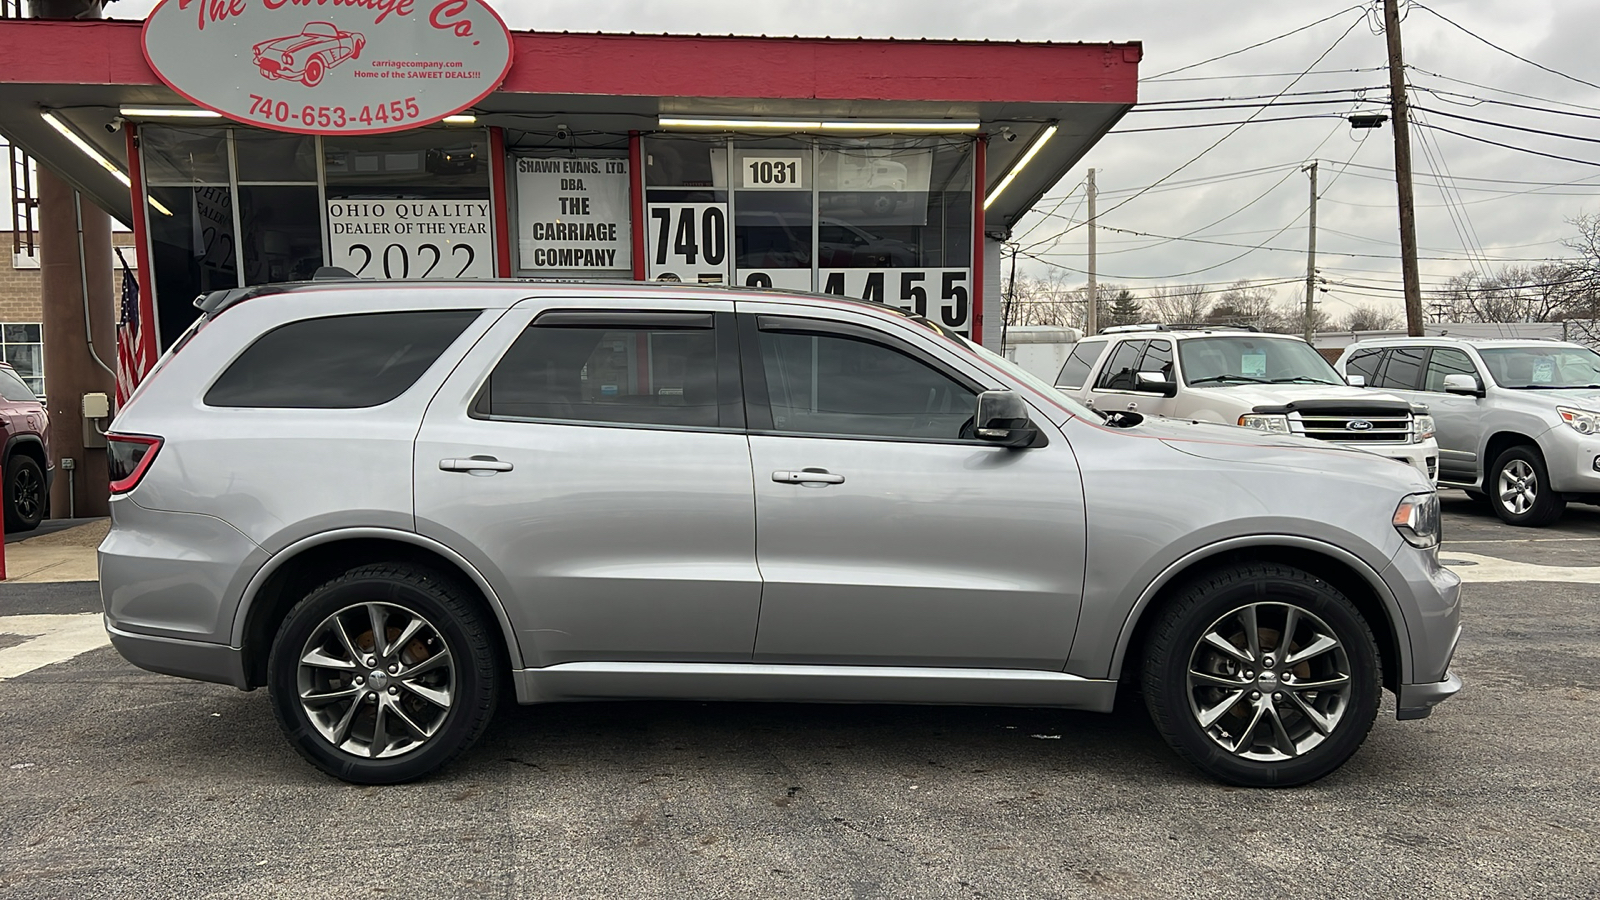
left=1186, top=602, right=1353, bottom=762
left=296, top=602, right=456, bottom=759
left=12, top=466, right=41, bottom=521
left=1498, top=459, right=1538, bottom=516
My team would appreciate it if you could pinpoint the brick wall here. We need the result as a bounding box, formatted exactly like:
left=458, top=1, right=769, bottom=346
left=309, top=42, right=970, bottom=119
left=1, top=230, right=138, bottom=324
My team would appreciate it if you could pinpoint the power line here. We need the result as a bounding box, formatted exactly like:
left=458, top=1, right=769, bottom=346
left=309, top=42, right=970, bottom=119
left=1413, top=86, right=1600, bottom=123
left=1143, top=66, right=1389, bottom=84
left=1413, top=104, right=1600, bottom=146
left=1135, top=86, right=1390, bottom=106
left=1113, top=114, right=1349, bottom=134
left=1414, top=120, right=1600, bottom=168
left=1407, top=65, right=1600, bottom=115
left=1412, top=3, right=1600, bottom=92
left=1145, top=5, right=1366, bottom=80
left=1078, top=15, right=1368, bottom=226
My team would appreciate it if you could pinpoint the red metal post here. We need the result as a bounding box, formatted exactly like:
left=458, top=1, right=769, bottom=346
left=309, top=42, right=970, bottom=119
left=628, top=131, right=646, bottom=281
left=971, top=134, right=986, bottom=345
left=488, top=126, right=513, bottom=278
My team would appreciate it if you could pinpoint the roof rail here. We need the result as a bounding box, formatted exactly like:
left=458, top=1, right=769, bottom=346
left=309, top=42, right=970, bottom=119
left=1161, top=322, right=1260, bottom=333
left=1099, top=323, right=1166, bottom=334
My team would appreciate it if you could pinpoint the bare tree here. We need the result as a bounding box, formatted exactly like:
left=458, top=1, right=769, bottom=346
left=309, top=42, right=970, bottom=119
left=1560, top=214, right=1600, bottom=344
left=1277, top=301, right=1333, bottom=337
left=1430, top=262, right=1584, bottom=324
left=1207, top=280, right=1282, bottom=331
left=1338, top=305, right=1402, bottom=332
left=1145, top=283, right=1213, bottom=324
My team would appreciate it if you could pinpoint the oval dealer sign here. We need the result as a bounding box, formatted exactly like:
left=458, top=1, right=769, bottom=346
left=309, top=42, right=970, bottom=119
left=142, top=0, right=513, bottom=135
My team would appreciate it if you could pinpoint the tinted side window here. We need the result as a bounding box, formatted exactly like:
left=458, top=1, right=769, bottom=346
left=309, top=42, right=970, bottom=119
left=0, top=367, right=35, bottom=403
left=1139, top=340, right=1174, bottom=380
left=478, top=324, right=719, bottom=428
left=1095, top=340, right=1145, bottom=391
left=1054, top=339, right=1107, bottom=388
left=205, top=310, right=479, bottom=408
left=1423, top=348, right=1477, bottom=392
left=1376, top=347, right=1426, bottom=390
left=1345, top=349, right=1382, bottom=382
left=757, top=330, right=975, bottom=440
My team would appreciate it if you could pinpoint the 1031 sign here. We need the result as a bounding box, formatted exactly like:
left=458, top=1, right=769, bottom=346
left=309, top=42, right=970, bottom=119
left=820, top=268, right=972, bottom=334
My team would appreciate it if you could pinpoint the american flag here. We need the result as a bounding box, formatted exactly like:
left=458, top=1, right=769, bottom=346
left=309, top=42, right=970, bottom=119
left=115, top=261, right=152, bottom=407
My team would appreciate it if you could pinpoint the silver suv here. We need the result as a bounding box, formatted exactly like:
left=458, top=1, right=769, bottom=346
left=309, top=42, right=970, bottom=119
left=1337, top=337, right=1600, bottom=527
left=100, top=279, right=1461, bottom=786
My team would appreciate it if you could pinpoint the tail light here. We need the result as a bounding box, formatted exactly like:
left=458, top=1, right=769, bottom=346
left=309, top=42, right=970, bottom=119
left=107, top=433, right=163, bottom=494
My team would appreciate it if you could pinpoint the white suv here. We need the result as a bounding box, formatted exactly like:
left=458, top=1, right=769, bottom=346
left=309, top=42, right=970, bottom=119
left=1055, top=326, right=1438, bottom=484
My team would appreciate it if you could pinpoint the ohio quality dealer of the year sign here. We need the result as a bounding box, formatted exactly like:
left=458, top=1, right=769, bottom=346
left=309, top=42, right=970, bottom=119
left=142, top=0, right=514, bottom=135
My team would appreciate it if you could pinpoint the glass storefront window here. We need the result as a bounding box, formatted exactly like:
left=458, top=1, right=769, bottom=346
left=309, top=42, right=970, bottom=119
left=1, top=323, right=44, bottom=398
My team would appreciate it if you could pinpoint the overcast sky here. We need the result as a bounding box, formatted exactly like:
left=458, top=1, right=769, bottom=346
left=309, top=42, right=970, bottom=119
left=75, top=1, right=1600, bottom=316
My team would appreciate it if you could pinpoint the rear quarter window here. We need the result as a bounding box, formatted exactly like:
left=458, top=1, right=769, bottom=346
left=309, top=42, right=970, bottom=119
left=1054, top=339, right=1107, bottom=389
left=204, top=310, right=480, bottom=408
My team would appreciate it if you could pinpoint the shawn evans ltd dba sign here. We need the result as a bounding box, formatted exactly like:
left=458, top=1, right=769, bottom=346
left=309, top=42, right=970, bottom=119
left=142, top=0, right=513, bottom=135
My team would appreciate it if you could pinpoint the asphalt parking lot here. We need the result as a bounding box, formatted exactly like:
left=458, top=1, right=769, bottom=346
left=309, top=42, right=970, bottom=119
left=1, top=496, right=1597, bottom=899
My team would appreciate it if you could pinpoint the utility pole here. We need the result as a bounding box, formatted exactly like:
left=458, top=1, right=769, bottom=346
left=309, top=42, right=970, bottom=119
left=1384, top=0, right=1425, bottom=336
left=1303, top=160, right=1318, bottom=343
left=1086, top=168, right=1098, bottom=335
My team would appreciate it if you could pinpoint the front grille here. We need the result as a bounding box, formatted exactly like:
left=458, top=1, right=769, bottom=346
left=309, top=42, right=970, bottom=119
left=1289, top=409, right=1412, bottom=443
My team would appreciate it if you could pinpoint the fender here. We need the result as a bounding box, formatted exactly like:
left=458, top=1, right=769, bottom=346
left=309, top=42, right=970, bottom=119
left=1104, top=533, right=1412, bottom=685
left=229, top=526, right=525, bottom=668
left=3, top=432, right=44, bottom=459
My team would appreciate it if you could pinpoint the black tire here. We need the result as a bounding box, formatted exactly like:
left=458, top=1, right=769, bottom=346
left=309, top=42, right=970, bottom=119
left=4, top=454, right=45, bottom=532
left=267, top=563, right=500, bottom=784
left=1141, top=563, right=1381, bottom=787
left=1487, top=445, right=1565, bottom=527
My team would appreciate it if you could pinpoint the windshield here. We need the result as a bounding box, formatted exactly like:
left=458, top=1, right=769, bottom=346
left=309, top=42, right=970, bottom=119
left=1178, top=336, right=1343, bottom=386
left=1478, top=346, right=1600, bottom=389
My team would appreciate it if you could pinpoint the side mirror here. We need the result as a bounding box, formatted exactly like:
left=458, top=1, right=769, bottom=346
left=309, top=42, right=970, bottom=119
left=1346, top=374, right=1366, bottom=387
left=1443, top=373, right=1485, bottom=397
left=1135, top=371, right=1178, bottom=397
left=975, top=390, right=1040, bottom=448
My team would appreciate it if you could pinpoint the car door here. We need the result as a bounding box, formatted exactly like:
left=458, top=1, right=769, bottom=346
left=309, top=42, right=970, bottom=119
left=1084, top=338, right=1175, bottom=417
left=414, top=299, right=762, bottom=666
left=1419, top=346, right=1484, bottom=480
left=739, top=305, right=1087, bottom=670
left=1082, top=338, right=1146, bottom=413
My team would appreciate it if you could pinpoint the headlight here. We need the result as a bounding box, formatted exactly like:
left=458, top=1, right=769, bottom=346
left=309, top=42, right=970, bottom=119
left=282, top=52, right=294, bottom=64
left=1557, top=406, right=1600, bottom=435
left=1413, top=414, right=1436, bottom=442
left=1393, top=492, right=1440, bottom=549
left=1238, top=414, right=1290, bottom=434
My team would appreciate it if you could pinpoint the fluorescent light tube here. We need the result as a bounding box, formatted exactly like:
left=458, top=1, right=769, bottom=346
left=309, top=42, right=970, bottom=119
left=118, top=106, right=222, bottom=118
left=984, top=124, right=1057, bottom=210
left=443, top=114, right=477, bottom=124
left=41, top=111, right=130, bottom=187
left=660, top=117, right=979, bottom=132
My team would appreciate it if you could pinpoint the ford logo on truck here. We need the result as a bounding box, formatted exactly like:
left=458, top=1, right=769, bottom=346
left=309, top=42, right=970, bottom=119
left=1346, top=419, right=1375, bottom=431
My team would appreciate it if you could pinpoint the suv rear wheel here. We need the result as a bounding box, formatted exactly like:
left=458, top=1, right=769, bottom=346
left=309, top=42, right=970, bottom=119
left=267, top=563, right=500, bottom=784
left=1488, top=445, right=1565, bottom=527
left=1142, top=563, right=1381, bottom=787
left=4, top=454, right=45, bottom=532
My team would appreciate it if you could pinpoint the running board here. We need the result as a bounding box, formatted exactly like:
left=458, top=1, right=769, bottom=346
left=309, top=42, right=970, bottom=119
left=513, top=662, right=1118, bottom=711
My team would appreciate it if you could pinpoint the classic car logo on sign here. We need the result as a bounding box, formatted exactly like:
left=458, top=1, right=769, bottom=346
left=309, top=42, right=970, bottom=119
left=142, top=0, right=513, bottom=135
left=253, top=22, right=367, bottom=88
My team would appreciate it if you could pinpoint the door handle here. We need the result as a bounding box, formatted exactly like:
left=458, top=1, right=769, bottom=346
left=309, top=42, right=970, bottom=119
left=439, top=456, right=514, bottom=474
left=772, top=469, right=845, bottom=485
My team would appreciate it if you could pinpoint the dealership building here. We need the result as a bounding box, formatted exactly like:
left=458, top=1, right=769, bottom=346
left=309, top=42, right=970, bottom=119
left=0, top=0, right=1138, bottom=516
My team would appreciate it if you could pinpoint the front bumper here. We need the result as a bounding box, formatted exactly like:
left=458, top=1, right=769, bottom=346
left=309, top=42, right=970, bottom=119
left=1347, top=440, right=1438, bottom=486
left=1398, top=670, right=1463, bottom=720
left=106, top=620, right=249, bottom=689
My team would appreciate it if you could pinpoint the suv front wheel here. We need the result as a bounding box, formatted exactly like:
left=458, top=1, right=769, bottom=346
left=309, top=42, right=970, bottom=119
left=1488, top=445, right=1565, bottom=527
left=4, top=454, right=45, bottom=532
left=267, top=563, right=501, bottom=784
left=1142, top=563, right=1381, bottom=787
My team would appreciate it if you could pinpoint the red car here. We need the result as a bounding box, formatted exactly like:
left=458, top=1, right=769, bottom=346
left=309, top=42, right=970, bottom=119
left=252, top=22, right=366, bottom=88
left=0, top=361, right=49, bottom=532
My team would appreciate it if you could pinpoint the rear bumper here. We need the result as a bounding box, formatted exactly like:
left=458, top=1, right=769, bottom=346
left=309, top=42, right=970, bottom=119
left=106, top=620, right=250, bottom=689
left=1397, top=670, right=1463, bottom=720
